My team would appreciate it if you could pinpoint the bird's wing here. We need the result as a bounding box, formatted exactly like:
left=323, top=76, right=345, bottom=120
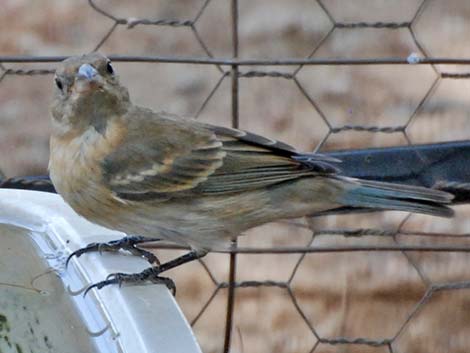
left=195, top=124, right=340, bottom=194
left=102, top=110, right=226, bottom=198
left=102, top=110, right=340, bottom=200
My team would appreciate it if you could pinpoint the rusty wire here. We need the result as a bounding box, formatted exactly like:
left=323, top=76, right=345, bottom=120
left=2, top=0, right=470, bottom=352
left=5, top=55, right=470, bottom=66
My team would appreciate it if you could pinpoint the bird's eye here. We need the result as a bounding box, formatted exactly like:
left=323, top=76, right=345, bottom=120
left=55, top=78, right=63, bottom=91
left=106, top=62, right=114, bottom=75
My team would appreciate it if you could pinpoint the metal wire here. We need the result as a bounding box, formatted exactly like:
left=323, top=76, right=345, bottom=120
left=223, top=1, right=240, bottom=351
left=2, top=0, right=470, bottom=352
left=4, top=55, right=470, bottom=66
left=143, top=243, right=470, bottom=254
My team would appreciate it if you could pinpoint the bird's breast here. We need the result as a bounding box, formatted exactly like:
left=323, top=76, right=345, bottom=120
left=49, top=120, right=127, bottom=223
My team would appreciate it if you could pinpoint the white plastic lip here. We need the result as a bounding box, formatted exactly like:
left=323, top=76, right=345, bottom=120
left=0, top=189, right=202, bottom=353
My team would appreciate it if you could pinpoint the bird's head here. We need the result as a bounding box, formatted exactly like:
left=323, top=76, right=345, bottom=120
left=51, top=53, right=130, bottom=137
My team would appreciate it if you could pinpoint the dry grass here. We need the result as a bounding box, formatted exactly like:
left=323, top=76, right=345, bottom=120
left=1, top=1, right=470, bottom=352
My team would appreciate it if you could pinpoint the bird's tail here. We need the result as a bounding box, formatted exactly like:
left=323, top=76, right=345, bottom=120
left=337, top=177, right=454, bottom=217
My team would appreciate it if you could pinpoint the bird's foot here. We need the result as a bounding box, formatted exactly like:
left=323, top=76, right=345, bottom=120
left=66, top=236, right=160, bottom=267
left=81, top=250, right=207, bottom=297
left=84, top=266, right=176, bottom=296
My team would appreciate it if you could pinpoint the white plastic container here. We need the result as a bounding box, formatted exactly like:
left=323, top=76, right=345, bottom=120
left=0, top=189, right=202, bottom=353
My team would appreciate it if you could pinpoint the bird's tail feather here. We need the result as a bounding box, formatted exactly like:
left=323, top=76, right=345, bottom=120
left=338, top=178, right=454, bottom=218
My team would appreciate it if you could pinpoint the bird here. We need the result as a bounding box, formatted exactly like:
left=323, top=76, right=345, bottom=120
left=49, top=52, right=454, bottom=294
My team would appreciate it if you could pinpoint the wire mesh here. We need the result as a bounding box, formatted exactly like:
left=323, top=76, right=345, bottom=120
left=2, top=0, right=470, bottom=352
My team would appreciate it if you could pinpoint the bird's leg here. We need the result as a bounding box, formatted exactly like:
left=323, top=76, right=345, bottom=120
left=84, top=250, right=207, bottom=296
left=66, top=236, right=161, bottom=267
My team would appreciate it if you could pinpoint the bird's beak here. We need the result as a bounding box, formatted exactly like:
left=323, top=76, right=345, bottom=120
left=77, top=64, right=98, bottom=80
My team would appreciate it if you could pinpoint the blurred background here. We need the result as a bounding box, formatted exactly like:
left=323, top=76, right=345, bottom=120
left=1, top=0, right=470, bottom=352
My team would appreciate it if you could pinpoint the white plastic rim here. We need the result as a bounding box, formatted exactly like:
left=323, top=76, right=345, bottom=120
left=0, top=189, right=202, bottom=353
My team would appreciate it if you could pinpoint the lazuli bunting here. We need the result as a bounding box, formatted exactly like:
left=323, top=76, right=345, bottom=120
left=49, top=53, right=453, bottom=292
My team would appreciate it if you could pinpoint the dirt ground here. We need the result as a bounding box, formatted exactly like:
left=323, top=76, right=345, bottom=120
left=1, top=1, right=470, bottom=352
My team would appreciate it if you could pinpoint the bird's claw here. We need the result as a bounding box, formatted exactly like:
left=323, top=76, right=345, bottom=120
left=66, top=236, right=160, bottom=268
left=66, top=242, right=102, bottom=268
left=83, top=267, right=176, bottom=297
left=83, top=278, right=118, bottom=297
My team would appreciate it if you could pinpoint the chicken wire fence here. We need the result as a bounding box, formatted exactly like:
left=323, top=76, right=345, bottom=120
left=2, top=0, right=470, bottom=352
